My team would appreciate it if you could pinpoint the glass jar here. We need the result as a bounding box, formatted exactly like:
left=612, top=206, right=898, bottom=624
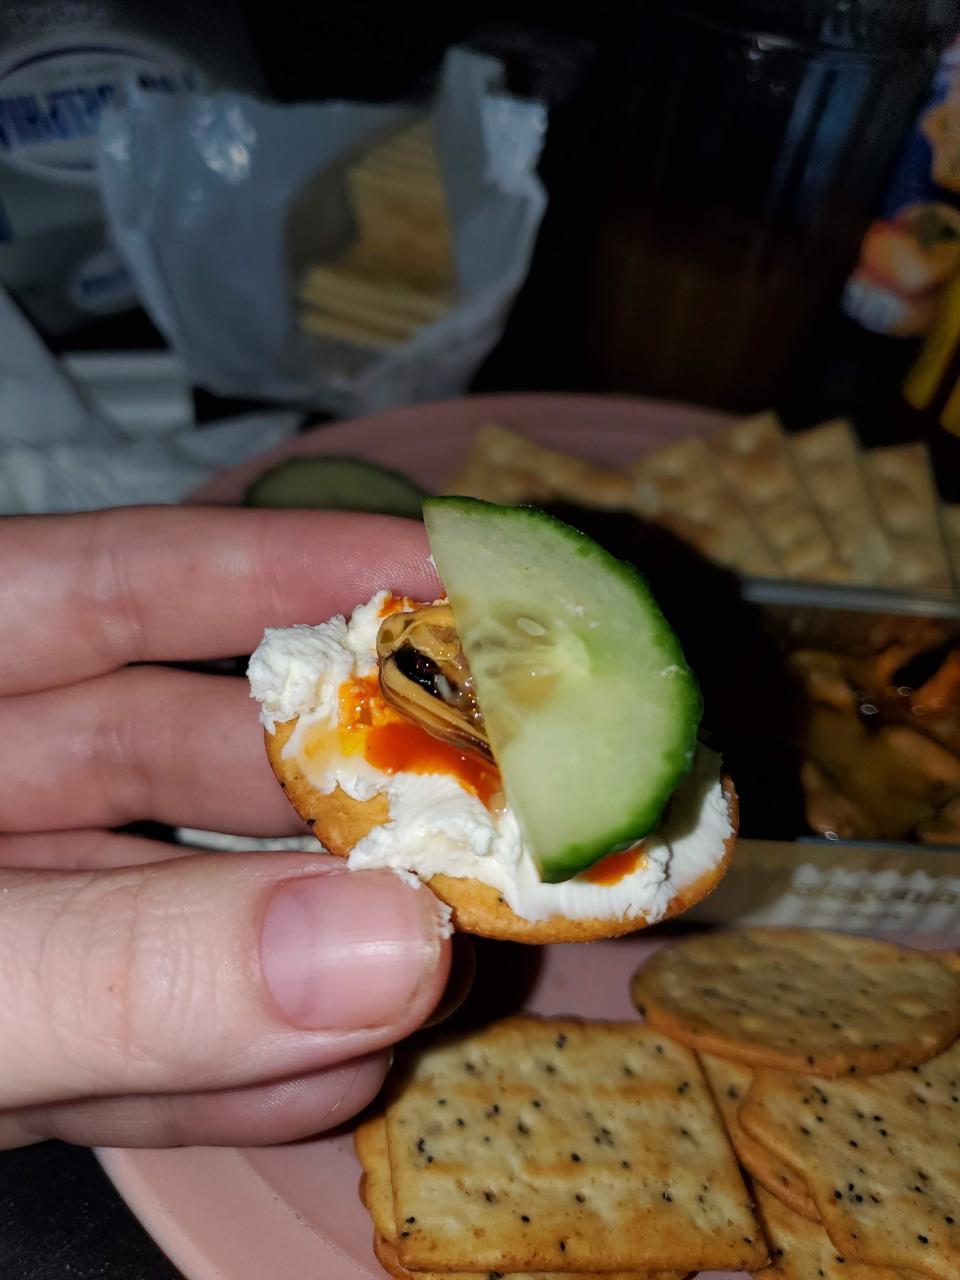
left=586, top=0, right=959, bottom=411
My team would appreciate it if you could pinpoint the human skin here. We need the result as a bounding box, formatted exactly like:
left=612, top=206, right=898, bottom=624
left=0, top=507, right=452, bottom=1149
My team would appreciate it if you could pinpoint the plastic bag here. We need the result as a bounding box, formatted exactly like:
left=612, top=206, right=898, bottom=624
left=97, top=48, right=547, bottom=415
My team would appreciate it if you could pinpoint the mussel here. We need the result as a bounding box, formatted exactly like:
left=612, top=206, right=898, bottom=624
left=377, top=605, right=493, bottom=761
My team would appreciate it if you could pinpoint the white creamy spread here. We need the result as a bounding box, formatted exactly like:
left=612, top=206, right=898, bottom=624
left=248, top=591, right=732, bottom=924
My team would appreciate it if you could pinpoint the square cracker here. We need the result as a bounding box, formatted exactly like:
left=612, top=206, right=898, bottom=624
left=444, top=424, right=641, bottom=512
left=355, top=1115, right=685, bottom=1280
left=706, top=412, right=849, bottom=580
left=631, top=436, right=782, bottom=577
left=739, top=1043, right=960, bottom=1280
left=384, top=1015, right=767, bottom=1274
left=865, top=444, right=953, bottom=590
left=789, top=419, right=894, bottom=584
left=751, top=1183, right=913, bottom=1280
left=698, top=1052, right=819, bottom=1221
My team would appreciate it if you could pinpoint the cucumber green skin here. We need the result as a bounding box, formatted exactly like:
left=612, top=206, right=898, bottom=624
left=424, top=496, right=702, bottom=883
left=244, top=456, right=425, bottom=517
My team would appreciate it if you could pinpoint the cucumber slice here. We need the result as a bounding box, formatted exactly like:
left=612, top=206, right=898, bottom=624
left=244, top=456, right=425, bottom=517
left=423, top=497, right=701, bottom=883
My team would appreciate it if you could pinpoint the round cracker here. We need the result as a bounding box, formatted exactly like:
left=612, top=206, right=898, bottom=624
left=631, top=928, right=960, bottom=1077
left=265, top=719, right=737, bottom=943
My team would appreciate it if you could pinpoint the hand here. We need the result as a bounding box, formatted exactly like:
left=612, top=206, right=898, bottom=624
left=0, top=507, right=452, bottom=1149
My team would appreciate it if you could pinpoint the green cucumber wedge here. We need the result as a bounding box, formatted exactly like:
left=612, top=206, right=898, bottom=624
left=423, top=496, right=701, bottom=883
left=245, top=456, right=425, bottom=517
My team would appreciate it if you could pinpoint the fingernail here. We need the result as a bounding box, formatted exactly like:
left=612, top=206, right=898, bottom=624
left=260, top=871, right=440, bottom=1029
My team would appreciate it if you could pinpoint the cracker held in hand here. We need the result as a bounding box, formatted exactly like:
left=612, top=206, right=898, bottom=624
left=740, top=1044, right=960, bottom=1280
left=249, top=498, right=737, bottom=944
left=699, top=1052, right=819, bottom=1221
left=383, top=1015, right=767, bottom=1274
left=751, top=1183, right=912, bottom=1280
left=354, top=1113, right=684, bottom=1280
left=630, top=928, right=960, bottom=1076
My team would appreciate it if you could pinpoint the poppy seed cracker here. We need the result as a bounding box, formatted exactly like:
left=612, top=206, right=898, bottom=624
left=740, top=1043, right=960, bottom=1280
left=631, top=929, right=960, bottom=1076
left=357, top=1114, right=686, bottom=1280
left=383, top=1016, right=767, bottom=1273
left=751, top=1183, right=914, bottom=1280
left=699, top=1052, right=819, bottom=1222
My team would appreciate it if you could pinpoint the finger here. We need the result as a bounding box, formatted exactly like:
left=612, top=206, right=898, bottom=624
left=0, top=668, right=302, bottom=835
left=0, top=508, right=440, bottom=696
left=0, top=832, right=193, bottom=871
left=10, top=1053, right=388, bottom=1149
left=0, top=1114, right=42, bottom=1148
left=0, top=855, right=450, bottom=1109
left=423, top=932, right=476, bottom=1030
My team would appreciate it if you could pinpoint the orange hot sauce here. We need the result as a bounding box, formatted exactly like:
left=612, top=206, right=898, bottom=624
left=337, top=674, right=501, bottom=806
left=583, top=843, right=647, bottom=885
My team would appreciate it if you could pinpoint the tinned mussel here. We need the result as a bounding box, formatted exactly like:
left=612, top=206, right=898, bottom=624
left=376, top=604, right=493, bottom=762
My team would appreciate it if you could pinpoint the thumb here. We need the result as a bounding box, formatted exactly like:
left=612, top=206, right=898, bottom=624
left=0, top=853, right=450, bottom=1109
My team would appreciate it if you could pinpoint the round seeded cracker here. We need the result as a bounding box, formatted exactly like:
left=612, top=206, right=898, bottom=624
left=631, top=928, right=960, bottom=1077
left=265, top=718, right=737, bottom=943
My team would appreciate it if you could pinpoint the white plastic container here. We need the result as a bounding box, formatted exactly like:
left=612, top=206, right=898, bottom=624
left=0, top=0, right=262, bottom=335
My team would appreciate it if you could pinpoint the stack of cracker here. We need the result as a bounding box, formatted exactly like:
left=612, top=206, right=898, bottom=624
left=630, top=928, right=960, bottom=1279
left=299, top=118, right=455, bottom=350
left=356, top=1015, right=769, bottom=1277
left=446, top=418, right=958, bottom=592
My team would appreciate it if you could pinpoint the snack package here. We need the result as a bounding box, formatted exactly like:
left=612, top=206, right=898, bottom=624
left=843, top=36, right=960, bottom=338
left=96, top=48, right=547, bottom=414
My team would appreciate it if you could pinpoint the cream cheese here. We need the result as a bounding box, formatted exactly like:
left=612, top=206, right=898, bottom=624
left=248, top=591, right=732, bottom=924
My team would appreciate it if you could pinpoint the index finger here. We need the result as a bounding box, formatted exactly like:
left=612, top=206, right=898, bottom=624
left=0, top=507, right=440, bottom=695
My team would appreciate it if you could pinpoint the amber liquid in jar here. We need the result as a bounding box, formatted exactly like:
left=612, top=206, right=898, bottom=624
left=586, top=2, right=951, bottom=411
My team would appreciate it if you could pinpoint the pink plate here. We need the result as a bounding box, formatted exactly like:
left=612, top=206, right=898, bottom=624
left=100, top=395, right=942, bottom=1279
left=186, top=392, right=731, bottom=504
left=98, top=929, right=952, bottom=1280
